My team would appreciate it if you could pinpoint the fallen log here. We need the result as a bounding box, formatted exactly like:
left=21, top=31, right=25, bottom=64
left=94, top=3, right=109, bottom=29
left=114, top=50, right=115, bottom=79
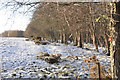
left=34, top=40, right=50, bottom=45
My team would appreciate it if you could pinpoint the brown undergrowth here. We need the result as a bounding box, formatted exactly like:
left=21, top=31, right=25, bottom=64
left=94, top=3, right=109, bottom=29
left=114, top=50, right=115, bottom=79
left=83, top=55, right=111, bottom=80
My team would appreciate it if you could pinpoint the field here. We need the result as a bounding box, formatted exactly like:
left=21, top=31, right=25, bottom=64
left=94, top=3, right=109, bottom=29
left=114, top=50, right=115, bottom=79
left=0, top=37, right=111, bottom=79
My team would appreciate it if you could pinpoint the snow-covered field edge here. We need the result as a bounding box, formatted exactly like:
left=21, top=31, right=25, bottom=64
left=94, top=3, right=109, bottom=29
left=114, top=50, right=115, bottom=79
left=0, top=37, right=111, bottom=79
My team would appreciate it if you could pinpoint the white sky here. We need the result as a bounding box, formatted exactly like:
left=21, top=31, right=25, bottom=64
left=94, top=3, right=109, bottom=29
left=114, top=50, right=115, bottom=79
left=0, top=0, right=36, bottom=34
left=0, top=8, right=33, bottom=34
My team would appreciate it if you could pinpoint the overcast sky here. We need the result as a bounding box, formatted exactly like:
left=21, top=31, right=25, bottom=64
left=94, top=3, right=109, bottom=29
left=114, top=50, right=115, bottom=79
left=0, top=7, right=35, bottom=34
left=0, top=0, right=36, bottom=34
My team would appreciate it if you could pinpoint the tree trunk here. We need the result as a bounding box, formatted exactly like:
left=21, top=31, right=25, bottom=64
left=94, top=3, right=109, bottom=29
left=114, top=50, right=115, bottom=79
left=74, top=36, right=78, bottom=46
left=98, top=36, right=103, bottom=47
left=63, top=33, right=66, bottom=44
left=93, top=33, right=98, bottom=52
left=86, top=30, right=89, bottom=43
left=88, top=31, right=91, bottom=44
left=60, top=32, right=64, bottom=43
left=74, top=31, right=78, bottom=46
left=100, top=36, right=106, bottom=47
left=89, top=3, right=98, bottom=52
left=60, top=32, right=63, bottom=43
left=78, top=31, right=83, bottom=48
left=110, top=2, right=120, bottom=79
left=92, top=22, right=98, bottom=52
left=104, top=34, right=110, bottom=55
left=63, top=33, right=65, bottom=44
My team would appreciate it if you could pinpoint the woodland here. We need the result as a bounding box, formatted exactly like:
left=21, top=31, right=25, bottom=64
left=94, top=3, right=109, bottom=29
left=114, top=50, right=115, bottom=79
left=25, top=2, right=111, bottom=53
left=1, top=1, right=120, bottom=79
left=25, top=2, right=120, bottom=79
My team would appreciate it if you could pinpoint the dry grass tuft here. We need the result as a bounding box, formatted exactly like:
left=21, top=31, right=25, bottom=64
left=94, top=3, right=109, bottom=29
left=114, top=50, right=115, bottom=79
left=36, top=52, right=62, bottom=64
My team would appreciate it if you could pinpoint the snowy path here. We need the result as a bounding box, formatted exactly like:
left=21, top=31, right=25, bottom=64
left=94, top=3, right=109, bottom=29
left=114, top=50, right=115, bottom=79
left=0, top=37, right=111, bottom=79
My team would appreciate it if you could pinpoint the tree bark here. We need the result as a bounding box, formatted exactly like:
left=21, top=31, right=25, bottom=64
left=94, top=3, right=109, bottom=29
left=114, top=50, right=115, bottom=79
left=78, top=31, right=83, bottom=48
left=86, top=30, right=89, bottom=43
left=74, top=31, right=78, bottom=46
left=60, top=32, right=64, bottom=43
left=98, top=36, right=103, bottom=47
left=74, top=37, right=78, bottom=46
left=89, top=3, right=98, bottom=51
left=92, top=22, right=98, bottom=52
left=88, top=29, right=91, bottom=44
left=110, top=2, right=120, bottom=79
left=104, top=33, right=110, bottom=55
left=63, top=33, right=66, bottom=44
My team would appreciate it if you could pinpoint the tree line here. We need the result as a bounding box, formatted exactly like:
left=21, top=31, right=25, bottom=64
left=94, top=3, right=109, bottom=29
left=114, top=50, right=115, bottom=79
left=25, top=2, right=111, bottom=53
left=1, top=30, right=24, bottom=37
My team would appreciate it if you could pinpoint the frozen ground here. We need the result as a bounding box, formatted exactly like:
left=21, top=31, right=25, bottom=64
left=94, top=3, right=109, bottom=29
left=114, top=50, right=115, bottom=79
left=0, top=37, right=111, bottom=79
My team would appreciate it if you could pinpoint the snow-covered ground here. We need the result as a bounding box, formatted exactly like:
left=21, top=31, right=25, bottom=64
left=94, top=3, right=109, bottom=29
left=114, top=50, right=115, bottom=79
left=0, top=37, right=111, bottom=79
